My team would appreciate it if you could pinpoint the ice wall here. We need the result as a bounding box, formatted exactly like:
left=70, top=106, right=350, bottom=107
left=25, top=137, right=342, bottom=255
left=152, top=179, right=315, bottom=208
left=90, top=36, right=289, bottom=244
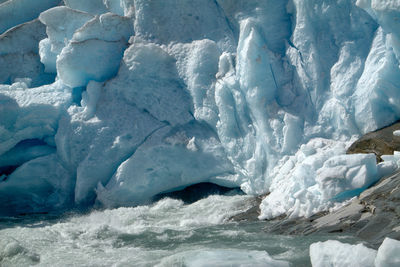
left=0, top=0, right=400, bottom=216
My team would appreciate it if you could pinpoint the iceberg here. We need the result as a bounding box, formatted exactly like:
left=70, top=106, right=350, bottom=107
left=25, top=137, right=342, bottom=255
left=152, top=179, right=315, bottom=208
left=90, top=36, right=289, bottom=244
left=309, top=240, right=377, bottom=267
left=157, top=249, right=289, bottom=267
left=375, top=237, right=400, bottom=267
left=0, top=0, right=399, bottom=218
left=310, top=238, right=400, bottom=267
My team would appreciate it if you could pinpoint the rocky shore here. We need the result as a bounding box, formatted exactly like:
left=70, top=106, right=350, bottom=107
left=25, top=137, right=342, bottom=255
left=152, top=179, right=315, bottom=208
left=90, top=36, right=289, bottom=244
left=347, top=121, right=400, bottom=162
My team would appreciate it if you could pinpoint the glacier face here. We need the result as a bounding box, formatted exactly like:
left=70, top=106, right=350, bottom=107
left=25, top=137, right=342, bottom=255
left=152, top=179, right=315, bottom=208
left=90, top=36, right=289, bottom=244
left=0, top=0, right=400, bottom=217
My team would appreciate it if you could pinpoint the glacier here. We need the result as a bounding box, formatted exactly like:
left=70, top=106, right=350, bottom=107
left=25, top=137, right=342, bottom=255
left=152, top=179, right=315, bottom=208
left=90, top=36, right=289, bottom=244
left=0, top=0, right=400, bottom=221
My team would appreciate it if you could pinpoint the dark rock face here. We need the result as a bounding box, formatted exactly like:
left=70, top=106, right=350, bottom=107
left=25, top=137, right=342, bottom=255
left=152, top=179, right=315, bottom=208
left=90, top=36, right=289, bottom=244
left=347, top=120, right=400, bottom=162
left=229, top=196, right=263, bottom=222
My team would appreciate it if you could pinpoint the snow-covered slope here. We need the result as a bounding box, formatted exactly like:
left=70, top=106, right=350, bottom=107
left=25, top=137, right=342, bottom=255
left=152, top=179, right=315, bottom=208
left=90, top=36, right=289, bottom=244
left=0, top=0, right=400, bottom=217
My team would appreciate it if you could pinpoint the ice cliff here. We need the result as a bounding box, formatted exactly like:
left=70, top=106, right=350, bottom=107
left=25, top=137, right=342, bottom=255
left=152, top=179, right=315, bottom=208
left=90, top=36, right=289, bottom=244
left=0, top=0, right=400, bottom=217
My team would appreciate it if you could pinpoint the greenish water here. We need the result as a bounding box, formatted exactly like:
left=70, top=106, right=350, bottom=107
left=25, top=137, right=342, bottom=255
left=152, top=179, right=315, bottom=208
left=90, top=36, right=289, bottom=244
left=0, top=195, right=363, bottom=266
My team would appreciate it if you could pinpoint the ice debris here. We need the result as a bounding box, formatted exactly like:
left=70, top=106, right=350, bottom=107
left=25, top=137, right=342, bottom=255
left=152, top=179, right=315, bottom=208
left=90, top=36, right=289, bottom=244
left=310, top=238, right=400, bottom=267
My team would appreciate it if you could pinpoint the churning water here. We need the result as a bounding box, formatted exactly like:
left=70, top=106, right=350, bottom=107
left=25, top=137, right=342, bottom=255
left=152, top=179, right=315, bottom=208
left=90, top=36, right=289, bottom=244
left=0, top=195, right=361, bottom=266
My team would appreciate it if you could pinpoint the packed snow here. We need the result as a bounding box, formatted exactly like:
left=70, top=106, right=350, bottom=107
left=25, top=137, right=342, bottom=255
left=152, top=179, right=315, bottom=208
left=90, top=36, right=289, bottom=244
left=0, top=0, right=400, bottom=222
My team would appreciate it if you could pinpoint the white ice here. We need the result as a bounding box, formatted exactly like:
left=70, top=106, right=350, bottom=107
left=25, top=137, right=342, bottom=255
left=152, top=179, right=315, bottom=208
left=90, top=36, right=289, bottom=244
left=0, top=0, right=400, bottom=218
left=0, top=0, right=59, bottom=34
left=157, top=249, right=289, bottom=267
left=0, top=19, right=52, bottom=86
left=375, top=237, right=400, bottom=267
left=310, top=238, right=400, bottom=267
left=309, top=240, right=377, bottom=267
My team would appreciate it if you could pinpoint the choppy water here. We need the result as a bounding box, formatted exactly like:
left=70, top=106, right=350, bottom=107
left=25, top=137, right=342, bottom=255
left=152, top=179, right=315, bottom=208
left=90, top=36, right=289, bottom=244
left=0, top=195, right=362, bottom=266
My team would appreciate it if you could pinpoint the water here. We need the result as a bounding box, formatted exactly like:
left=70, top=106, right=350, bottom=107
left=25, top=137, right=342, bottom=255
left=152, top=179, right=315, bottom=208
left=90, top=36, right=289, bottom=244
left=0, top=195, right=362, bottom=266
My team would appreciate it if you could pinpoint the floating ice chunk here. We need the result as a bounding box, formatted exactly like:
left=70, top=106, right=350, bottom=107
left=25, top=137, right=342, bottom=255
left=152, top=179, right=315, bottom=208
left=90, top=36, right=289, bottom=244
left=309, top=240, right=376, bottom=267
left=157, top=249, right=289, bottom=267
left=64, top=0, right=108, bottom=15
left=71, top=12, right=133, bottom=43
left=57, top=38, right=127, bottom=88
left=375, top=237, right=400, bottom=267
left=0, top=153, right=73, bottom=215
left=0, top=0, right=59, bottom=34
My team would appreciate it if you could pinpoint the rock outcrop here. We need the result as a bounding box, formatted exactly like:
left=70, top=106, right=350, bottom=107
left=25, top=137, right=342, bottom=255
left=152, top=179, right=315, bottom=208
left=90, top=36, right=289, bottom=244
left=347, top=120, right=400, bottom=162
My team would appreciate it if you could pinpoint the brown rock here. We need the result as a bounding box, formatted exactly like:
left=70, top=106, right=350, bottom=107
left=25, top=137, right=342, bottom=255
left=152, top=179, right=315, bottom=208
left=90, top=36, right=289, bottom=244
left=347, top=120, right=400, bottom=162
